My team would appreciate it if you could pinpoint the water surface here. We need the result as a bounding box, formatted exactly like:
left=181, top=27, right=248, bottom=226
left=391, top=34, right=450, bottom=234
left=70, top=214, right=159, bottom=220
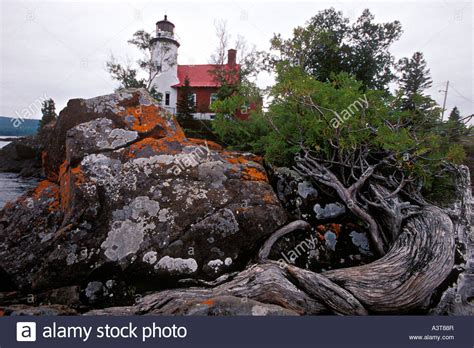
left=0, top=139, right=38, bottom=209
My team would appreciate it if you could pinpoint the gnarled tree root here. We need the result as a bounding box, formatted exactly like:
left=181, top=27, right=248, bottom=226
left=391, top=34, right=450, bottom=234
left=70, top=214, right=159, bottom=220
left=258, top=220, right=311, bottom=261
left=88, top=205, right=455, bottom=315
left=321, top=206, right=454, bottom=313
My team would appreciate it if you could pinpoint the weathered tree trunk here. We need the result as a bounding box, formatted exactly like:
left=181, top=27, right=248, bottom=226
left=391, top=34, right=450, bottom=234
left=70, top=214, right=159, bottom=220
left=430, top=164, right=473, bottom=315
left=322, top=205, right=454, bottom=313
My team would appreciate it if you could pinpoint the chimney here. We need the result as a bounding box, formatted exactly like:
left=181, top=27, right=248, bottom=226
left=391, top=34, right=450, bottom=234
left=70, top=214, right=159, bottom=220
left=227, top=49, right=237, bottom=65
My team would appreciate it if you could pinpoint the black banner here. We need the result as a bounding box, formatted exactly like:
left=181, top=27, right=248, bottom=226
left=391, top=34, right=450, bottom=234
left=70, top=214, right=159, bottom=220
left=1, top=316, right=472, bottom=348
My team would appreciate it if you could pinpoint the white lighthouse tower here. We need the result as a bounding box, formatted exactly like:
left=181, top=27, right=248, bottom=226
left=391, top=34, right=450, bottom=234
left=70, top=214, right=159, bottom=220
left=150, top=15, right=180, bottom=114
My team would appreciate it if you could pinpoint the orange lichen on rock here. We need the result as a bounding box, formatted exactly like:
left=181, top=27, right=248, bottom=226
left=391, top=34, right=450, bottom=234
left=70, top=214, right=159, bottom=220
left=245, top=154, right=264, bottom=165
left=225, top=155, right=249, bottom=165
left=201, top=299, right=215, bottom=306
left=58, top=160, right=68, bottom=181
left=188, top=138, right=222, bottom=151
left=223, top=152, right=264, bottom=168
left=71, top=165, right=85, bottom=185
left=262, top=192, right=277, bottom=204
left=33, top=180, right=58, bottom=199
left=242, top=167, right=268, bottom=182
left=125, top=136, right=187, bottom=158
left=32, top=180, right=60, bottom=211
left=328, top=223, right=341, bottom=237
left=118, top=105, right=185, bottom=139
left=59, top=164, right=85, bottom=212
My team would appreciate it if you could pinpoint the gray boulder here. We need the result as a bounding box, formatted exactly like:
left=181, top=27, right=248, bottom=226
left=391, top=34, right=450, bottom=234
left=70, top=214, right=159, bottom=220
left=0, top=89, right=286, bottom=305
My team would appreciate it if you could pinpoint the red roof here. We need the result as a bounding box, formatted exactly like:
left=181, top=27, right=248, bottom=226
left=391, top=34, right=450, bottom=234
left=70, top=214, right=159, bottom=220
left=174, top=64, right=240, bottom=88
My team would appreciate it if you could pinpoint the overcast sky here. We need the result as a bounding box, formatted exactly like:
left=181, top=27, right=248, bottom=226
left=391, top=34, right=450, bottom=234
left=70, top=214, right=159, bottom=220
left=0, top=0, right=472, bottom=120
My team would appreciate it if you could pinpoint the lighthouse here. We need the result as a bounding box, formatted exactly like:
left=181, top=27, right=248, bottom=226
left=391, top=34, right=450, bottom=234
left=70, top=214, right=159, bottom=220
left=150, top=15, right=180, bottom=114
left=148, top=16, right=249, bottom=120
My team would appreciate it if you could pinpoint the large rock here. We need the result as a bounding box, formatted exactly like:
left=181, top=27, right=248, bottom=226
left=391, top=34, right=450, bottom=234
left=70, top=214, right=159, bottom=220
left=0, top=135, right=43, bottom=177
left=0, top=89, right=286, bottom=302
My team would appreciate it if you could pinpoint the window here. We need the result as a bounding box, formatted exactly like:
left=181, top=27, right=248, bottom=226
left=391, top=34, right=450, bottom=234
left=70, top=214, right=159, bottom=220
left=210, top=93, right=218, bottom=105
left=165, top=92, right=171, bottom=106
left=191, top=93, right=197, bottom=106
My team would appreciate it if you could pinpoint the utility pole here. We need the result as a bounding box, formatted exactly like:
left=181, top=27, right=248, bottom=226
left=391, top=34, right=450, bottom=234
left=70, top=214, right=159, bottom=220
left=440, top=80, right=449, bottom=120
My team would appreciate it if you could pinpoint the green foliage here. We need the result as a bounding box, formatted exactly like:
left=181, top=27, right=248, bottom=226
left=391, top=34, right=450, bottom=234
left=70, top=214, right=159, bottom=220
left=211, top=80, right=267, bottom=151
left=269, top=8, right=402, bottom=90
left=255, top=65, right=462, bottom=189
left=39, top=99, right=57, bottom=129
left=207, top=63, right=241, bottom=102
left=445, top=106, right=466, bottom=142
left=446, top=143, right=466, bottom=164
left=106, top=59, right=146, bottom=89
left=212, top=111, right=270, bottom=153
left=423, top=171, right=458, bottom=207
left=179, top=119, right=220, bottom=143
left=176, top=76, right=195, bottom=122
left=396, top=52, right=433, bottom=111
left=127, top=30, right=152, bottom=51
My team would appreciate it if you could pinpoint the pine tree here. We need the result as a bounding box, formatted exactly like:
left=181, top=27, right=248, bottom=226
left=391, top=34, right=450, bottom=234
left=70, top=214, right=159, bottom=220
left=176, top=77, right=195, bottom=122
left=446, top=106, right=465, bottom=141
left=39, top=99, right=57, bottom=129
left=397, top=52, right=432, bottom=111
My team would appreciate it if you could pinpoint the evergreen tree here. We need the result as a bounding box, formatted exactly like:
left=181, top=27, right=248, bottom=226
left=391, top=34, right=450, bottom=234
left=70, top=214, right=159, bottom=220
left=446, top=106, right=465, bottom=141
left=39, top=99, right=57, bottom=129
left=396, top=52, right=440, bottom=131
left=176, top=77, right=195, bottom=122
left=397, top=52, right=432, bottom=111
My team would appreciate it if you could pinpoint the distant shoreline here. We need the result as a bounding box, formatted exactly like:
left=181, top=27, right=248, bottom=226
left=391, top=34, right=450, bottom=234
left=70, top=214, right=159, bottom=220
left=0, top=136, right=22, bottom=142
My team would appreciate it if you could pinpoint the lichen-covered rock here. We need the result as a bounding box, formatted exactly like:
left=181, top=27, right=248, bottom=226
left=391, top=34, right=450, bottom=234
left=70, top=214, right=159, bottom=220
left=270, top=167, right=318, bottom=219
left=41, top=88, right=185, bottom=181
left=313, top=202, right=346, bottom=220
left=0, top=89, right=286, bottom=304
left=0, top=135, right=43, bottom=177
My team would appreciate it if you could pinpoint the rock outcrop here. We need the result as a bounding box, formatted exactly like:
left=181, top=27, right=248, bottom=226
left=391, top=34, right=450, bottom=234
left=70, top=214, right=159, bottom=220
left=0, top=135, right=43, bottom=177
left=0, top=89, right=286, bottom=305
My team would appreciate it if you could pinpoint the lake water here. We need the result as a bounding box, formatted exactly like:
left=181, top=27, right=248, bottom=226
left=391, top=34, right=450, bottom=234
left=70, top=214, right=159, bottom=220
left=0, top=139, right=38, bottom=209
left=0, top=140, right=12, bottom=148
